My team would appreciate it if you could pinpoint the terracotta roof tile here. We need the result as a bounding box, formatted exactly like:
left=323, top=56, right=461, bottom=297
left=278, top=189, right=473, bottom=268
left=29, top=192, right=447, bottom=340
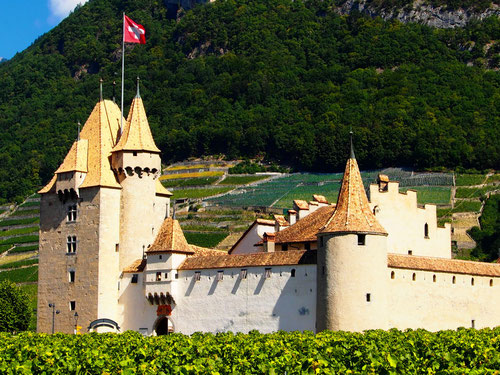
left=293, top=200, right=309, bottom=210
left=79, top=100, right=122, bottom=189
left=55, top=139, right=88, bottom=174
left=288, top=210, right=297, bottom=214
left=112, top=97, right=160, bottom=153
left=275, top=205, right=336, bottom=244
left=123, top=258, right=146, bottom=273
left=313, top=194, right=328, bottom=204
left=179, top=250, right=316, bottom=270
left=256, top=218, right=275, bottom=225
left=190, top=244, right=226, bottom=257
left=148, top=217, right=194, bottom=254
left=273, top=214, right=289, bottom=226
left=388, top=254, right=500, bottom=277
left=378, top=174, right=390, bottom=182
left=39, top=175, right=57, bottom=194
left=321, top=158, right=387, bottom=235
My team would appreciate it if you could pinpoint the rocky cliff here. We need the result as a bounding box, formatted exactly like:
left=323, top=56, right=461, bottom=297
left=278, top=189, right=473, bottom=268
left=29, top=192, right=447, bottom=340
left=336, top=0, right=499, bottom=28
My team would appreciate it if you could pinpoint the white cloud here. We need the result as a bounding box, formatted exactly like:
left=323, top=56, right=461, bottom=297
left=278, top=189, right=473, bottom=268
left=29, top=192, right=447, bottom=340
left=48, top=0, right=89, bottom=18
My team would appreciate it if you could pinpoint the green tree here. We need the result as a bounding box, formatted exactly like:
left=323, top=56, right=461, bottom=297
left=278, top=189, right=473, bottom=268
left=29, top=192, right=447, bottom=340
left=0, top=281, right=31, bottom=333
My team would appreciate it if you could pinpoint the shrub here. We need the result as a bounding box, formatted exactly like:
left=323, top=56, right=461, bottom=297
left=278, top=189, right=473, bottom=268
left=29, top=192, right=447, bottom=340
left=0, top=281, right=31, bottom=333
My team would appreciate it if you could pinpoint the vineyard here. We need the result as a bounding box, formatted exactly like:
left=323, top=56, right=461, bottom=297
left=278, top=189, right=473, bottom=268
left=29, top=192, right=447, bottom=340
left=1, top=329, right=500, bottom=373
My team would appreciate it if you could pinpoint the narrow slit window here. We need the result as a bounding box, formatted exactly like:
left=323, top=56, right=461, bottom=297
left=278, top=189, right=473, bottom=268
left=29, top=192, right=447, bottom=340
left=217, top=271, right=224, bottom=281
left=366, top=293, right=371, bottom=302
left=471, top=278, right=475, bottom=286
left=115, top=243, right=119, bottom=252
left=357, top=234, right=366, bottom=246
left=194, top=271, right=201, bottom=281
left=265, top=268, right=272, bottom=279
left=175, top=273, right=179, bottom=279
left=452, top=276, right=456, bottom=284
left=412, top=273, right=416, bottom=281
left=490, top=279, right=493, bottom=287
left=424, top=223, right=429, bottom=238
left=433, top=275, right=436, bottom=283
left=69, top=270, right=75, bottom=283
left=240, top=269, right=247, bottom=279
left=391, top=271, right=395, bottom=280
left=70, top=301, right=76, bottom=311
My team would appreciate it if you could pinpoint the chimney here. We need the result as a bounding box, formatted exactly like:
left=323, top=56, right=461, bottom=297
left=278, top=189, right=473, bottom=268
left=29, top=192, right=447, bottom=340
left=264, top=232, right=275, bottom=253
left=377, top=174, right=389, bottom=192
left=273, top=214, right=289, bottom=232
left=293, top=200, right=309, bottom=221
left=309, top=201, right=319, bottom=213
left=288, top=209, right=297, bottom=225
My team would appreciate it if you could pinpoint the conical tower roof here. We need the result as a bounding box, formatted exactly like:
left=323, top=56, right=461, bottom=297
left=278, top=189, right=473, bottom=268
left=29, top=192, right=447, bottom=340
left=54, top=139, right=88, bottom=174
left=112, top=91, right=160, bottom=153
left=79, top=99, right=122, bottom=189
left=147, top=217, right=194, bottom=254
left=321, top=151, right=387, bottom=236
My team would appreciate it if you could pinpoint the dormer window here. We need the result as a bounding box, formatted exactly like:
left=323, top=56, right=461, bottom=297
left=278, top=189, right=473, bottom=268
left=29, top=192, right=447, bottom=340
left=67, top=204, right=77, bottom=222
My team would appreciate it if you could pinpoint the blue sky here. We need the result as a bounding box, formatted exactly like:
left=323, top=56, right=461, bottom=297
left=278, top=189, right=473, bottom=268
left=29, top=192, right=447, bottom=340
left=1, top=0, right=88, bottom=60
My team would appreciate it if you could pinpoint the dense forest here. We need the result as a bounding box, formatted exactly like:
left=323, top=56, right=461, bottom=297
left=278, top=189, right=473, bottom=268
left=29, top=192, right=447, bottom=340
left=469, top=194, right=500, bottom=261
left=0, top=0, right=499, bottom=202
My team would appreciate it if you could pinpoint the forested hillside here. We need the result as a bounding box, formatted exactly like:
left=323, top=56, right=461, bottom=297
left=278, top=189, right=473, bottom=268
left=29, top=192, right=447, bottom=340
left=0, top=0, right=499, bottom=202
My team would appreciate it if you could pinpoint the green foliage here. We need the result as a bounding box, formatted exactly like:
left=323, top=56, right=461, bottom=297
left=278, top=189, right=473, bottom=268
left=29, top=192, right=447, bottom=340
left=0, top=226, right=39, bottom=238
left=10, top=209, right=39, bottom=217
left=18, top=284, right=37, bottom=331
left=184, top=232, right=228, bottom=247
left=0, top=258, right=38, bottom=270
left=0, top=235, right=39, bottom=247
left=455, top=186, right=497, bottom=198
left=469, top=194, right=500, bottom=261
left=452, top=200, right=482, bottom=213
left=8, top=245, right=39, bottom=254
left=229, top=161, right=289, bottom=174
left=18, top=201, right=40, bottom=208
left=0, top=0, right=499, bottom=202
left=0, top=281, right=31, bottom=333
left=161, top=177, right=219, bottom=187
left=399, top=186, right=451, bottom=205
left=0, top=217, right=40, bottom=227
left=2, top=329, right=500, bottom=372
left=219, top=175, right=270, bottom=185
left=455, top=174, right=487, bottom=186
left=0, top=266, right=38, bottom=283
left=172, top=187, right=233, bottom=199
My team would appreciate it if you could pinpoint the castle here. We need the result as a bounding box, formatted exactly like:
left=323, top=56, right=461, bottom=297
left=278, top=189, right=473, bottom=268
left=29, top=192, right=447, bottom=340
left=37, top=84, right=500, bottom=335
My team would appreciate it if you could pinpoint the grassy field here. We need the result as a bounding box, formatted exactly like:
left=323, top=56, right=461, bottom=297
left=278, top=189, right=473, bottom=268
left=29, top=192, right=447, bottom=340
left=0, top=235, right=39, bottom=247
left=161, top=177, right=219, bottom=188
left=160, top=171, right=223, bottom=180
left=0, top=252, right=36, bottom=266
left=399, top=186, right=451, bottom=205
left=455, top=186, right=498, bottom=199
left=0, top=217, right=39, bottom=227
left=19, top=201, right=40, bottom=208
left=184, top=232, right=229, bottom=248
left=0, top=226, right=39, bottom=238
left=0, top=265, right=38, bottom=283
left=452, top=200, right=483, bottom=213
left=219, top=175, right=270, bottom=185
left=456, top=174, right=487, bottom=186
left=171, top=187, right=233, bottom=200
left=11, top=209, right=39, bottom=216
left=0, top=258, right=38, bottom=270
left=9, top=245, right=39, bottom=254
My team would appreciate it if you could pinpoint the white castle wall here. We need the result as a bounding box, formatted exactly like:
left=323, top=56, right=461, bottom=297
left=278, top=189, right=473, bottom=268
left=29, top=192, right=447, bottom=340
left=231, top=222, right=275, bottom=254
left=388, top=268, right=500, bottom=330
left=370, top=182, right=451, bottom=258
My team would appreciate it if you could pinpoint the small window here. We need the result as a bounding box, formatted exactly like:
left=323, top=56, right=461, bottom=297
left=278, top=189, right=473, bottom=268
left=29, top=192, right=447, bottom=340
left=471, top=278, right=474, bottom=286
left=424, top=223, right=429, bottom=238
left=282, top=244, right=288, bottom=251
left=408, top=250, right=413, bottom=255
left=412, top=273, right=416, bottom=281
left=194, top=271, right=201, bottom=281
left=67, top=236, right=77, bottom=253
left=291, top=269, right=296, bottom=277
left=164, top=272, right=169, bottom=279
left=131, top=274, right=138, bottom=283
left=391, top=271, right=395, bottom=279
left=471, top=320, right=475, bottom=329
left=69, top=270, right=75, bottom=283
left=357, top=234, right=366, bottom=246
left=159, top=255, right=162, bottom=260
left=452, top=276, right=456, bottom=284
left=265, top=268, right=272, bottom=279
left=175, top=273, right=178, bottom=279
left=305, top=243, right=310, bottom=251
left=240, top=269, right=247, bottom=279
left=67, top=204, right=77, bottom=222
left=217, top=271, right=224, bottom=281
left=115, top=243, right=119, bottom=252
left=490, top=279, right=493, bottom=287
left=433, top=275, right=436, bottom=283
left=366, top=293, right=371, bottom=302
left=156, top=272, right=162, bottom=281
left=70, top=301, right=76, bottom=311
left=133, top=151, right=137, bottom=156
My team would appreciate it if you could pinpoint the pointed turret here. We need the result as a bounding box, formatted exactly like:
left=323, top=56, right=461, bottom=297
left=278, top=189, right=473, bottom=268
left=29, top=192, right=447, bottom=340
left=320, top=137, right=386, bottom=236
left=147, top=218, right=194, bottom=254
left=112, top=77, right=160, bottom=153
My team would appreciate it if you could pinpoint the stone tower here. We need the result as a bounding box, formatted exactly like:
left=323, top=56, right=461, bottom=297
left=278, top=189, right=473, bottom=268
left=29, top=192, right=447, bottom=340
left=111, top=79, right=169, bottom=271
left=37, top=83, right=171, bottom=333
left=316, top=141, right=388, bottom=332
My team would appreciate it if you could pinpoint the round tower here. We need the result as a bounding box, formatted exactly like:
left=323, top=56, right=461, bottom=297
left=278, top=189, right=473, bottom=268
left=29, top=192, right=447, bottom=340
left=111, top=78, right=162, bottom=270
left=316, top=138, right=388, bottom=332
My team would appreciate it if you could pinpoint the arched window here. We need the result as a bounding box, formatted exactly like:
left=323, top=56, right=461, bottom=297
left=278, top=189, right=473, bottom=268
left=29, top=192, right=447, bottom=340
left=391, top=271, right=395, bottom=280
left=424, top=223, right=429, bottom=238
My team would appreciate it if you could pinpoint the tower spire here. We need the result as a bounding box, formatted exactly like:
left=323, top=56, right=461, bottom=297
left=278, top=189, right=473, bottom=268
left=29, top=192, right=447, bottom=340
left=136, top=76, right=140, bottom=98
left=99, top=78, right=103, bottom=101
left=77, top=121, right=81, bottom=141
left=112, top=80, right=116, bottom=103
left=350, top=127, right=355, bottom=160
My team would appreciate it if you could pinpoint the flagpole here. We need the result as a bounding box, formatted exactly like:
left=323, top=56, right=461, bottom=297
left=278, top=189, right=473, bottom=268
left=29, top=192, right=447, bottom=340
left=120, top=12, right=125, bottom=136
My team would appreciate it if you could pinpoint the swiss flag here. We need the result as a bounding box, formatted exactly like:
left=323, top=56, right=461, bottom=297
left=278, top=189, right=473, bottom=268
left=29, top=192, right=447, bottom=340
left=124, top=15, right=146, bottom=44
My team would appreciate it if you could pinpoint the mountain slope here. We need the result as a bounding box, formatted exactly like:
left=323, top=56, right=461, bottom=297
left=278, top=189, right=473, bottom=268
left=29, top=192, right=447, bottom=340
left=0, top=0, right=498, bottom=202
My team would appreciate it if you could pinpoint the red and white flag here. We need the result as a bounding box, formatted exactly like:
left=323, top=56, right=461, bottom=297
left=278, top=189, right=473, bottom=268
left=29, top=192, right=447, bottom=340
left=124, top=15, right=146, bottom=44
